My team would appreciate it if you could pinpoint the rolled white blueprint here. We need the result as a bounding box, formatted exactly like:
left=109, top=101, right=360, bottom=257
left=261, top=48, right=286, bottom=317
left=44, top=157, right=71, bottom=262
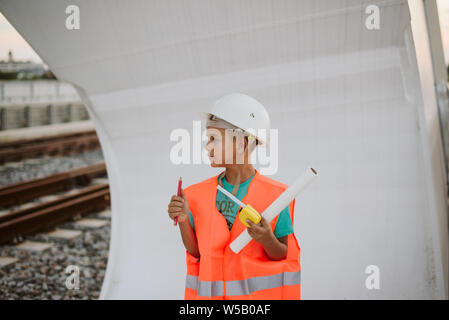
left=217, top=184, right=246, bottom=208
left=229, top=166, right=318, bottom=253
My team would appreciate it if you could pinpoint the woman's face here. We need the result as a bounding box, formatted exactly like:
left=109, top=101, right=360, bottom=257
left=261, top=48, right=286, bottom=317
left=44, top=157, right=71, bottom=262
left=205, top=127, right=247, bottom=167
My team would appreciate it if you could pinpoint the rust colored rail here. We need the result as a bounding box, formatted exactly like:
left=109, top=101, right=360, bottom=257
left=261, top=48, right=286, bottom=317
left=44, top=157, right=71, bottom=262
left=0, top=183, right=110, bottom=245
left=0, top=162, right=107, bottom=208
left=0, top=130, right=100, bottom=164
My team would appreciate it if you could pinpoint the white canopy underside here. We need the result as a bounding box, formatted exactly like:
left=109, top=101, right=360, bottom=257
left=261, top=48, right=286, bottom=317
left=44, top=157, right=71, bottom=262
left=0, top=0, right=447, bottom=299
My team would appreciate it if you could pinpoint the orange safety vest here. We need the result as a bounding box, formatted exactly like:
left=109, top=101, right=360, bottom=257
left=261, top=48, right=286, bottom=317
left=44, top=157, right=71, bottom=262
left=183, top=169, right=301, bottom=300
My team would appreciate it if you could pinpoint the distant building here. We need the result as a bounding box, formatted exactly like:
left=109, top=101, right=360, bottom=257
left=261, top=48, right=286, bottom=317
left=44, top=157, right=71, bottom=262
left=0, top=50, right=47, bottom=79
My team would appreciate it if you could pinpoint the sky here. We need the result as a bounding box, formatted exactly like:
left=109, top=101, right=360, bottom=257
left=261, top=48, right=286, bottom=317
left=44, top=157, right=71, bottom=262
left=0, top=2, right=448, bottom=65
left=0, top=12, right=42, bottom=63
left=437, top=0, right=449, bottom=64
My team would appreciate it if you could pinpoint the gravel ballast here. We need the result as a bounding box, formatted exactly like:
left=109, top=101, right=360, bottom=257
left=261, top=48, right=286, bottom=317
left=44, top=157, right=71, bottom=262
left=0, top=212, right=110, bottom=300
left=0, top=149, right=110, bottom=300
left=0, top=149, right=105, bottom=186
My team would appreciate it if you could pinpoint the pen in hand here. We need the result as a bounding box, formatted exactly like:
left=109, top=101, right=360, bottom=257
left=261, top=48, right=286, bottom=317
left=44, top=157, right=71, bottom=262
left=174, top=177, right=182, bottom=226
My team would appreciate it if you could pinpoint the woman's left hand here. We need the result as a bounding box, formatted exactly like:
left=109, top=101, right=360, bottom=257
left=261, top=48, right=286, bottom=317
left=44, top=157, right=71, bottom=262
left=246, top=216, right=274, bottom=246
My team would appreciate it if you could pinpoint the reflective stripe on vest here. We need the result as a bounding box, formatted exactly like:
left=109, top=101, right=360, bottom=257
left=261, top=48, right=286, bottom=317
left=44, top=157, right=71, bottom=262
left=185, top=275, right=224, bottom=297
left=185, top=270, right=301, bottom=297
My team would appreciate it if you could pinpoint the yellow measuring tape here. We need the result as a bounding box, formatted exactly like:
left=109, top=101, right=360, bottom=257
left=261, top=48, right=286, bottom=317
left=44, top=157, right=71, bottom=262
left=217, top=182, right=262, bottom=227
left=238, top=203, right=261, bottom=227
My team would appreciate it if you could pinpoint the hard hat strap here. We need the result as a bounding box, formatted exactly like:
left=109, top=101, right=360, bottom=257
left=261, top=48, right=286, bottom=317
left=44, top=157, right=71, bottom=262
left=218, top=140, right=252, bottom=196
left=218, top=168, right=241, bottom=197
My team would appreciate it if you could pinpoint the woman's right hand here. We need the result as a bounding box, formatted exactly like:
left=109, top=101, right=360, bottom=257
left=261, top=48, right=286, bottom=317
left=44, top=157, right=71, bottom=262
left=168, top=189, right=189, bottom=225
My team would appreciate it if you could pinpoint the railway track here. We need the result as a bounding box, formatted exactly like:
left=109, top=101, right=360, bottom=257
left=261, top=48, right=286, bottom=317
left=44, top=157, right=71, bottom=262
left=0, top=162, right=106, bottom=208
left=0, top=163, right=110, bottom=245
left=0, top=129, right=100, bottom=164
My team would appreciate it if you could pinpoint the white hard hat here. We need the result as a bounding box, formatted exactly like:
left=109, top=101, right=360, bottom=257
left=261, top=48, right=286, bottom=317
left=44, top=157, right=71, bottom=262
left=205, top=93, right=271, bottom=147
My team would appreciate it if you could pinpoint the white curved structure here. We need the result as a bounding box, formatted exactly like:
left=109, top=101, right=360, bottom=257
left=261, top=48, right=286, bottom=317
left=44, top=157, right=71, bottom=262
left=1, top=0, right=447, bottom=299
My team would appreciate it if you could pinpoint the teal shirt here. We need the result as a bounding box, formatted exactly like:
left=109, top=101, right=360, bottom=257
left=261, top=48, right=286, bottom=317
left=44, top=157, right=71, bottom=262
left=188, top=172, right=294, bottom=238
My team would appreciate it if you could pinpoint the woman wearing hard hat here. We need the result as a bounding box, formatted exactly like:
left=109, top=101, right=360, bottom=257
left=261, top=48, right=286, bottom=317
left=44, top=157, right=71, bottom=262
left=167, top=93, right=301, bottom=300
